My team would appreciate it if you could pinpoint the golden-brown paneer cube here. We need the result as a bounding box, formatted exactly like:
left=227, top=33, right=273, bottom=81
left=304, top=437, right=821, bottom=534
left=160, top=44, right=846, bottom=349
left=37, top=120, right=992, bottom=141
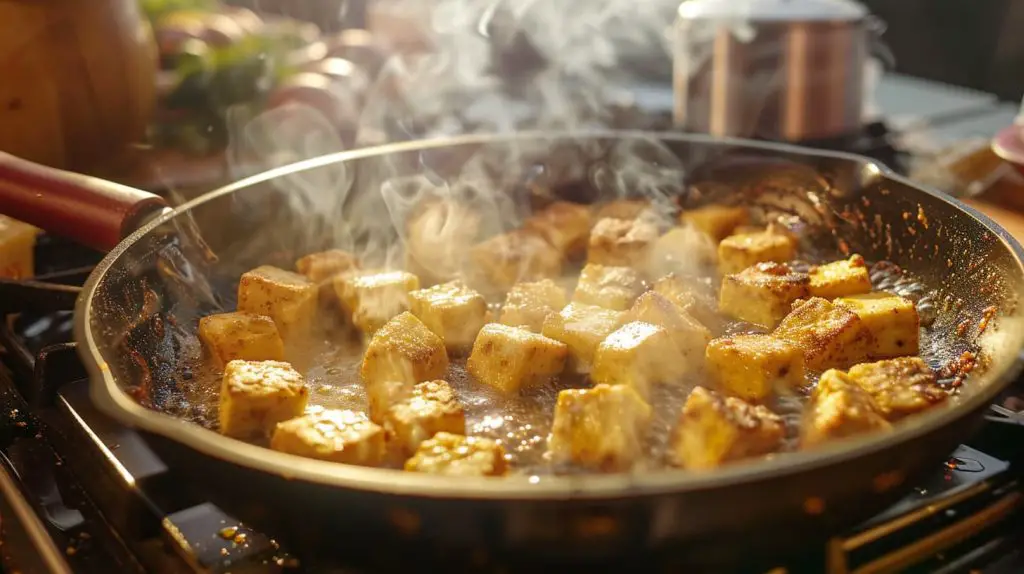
left=199, top=312, right=285, bottom=366
left=404, top=432, right=508, bottom=476
left=499, top=279, right=568, bottom=332
left=270, top=409, right=385, bottom=466
left=469, top=230, right=562, bottom=291
left=572, top=263, right=645, bottom=311
left=801, top=369, right=891, bottom=448
left=719, top=262, right=811, bottom=328
left=219, top=360, right=308, bottom=439
left=237, top=266, right=318, bottom=339
left=717, top=225, right=798, bottom=275
left=587, top=217, right=659, bottom=268
left=296, top=249, right=359, bottom=286
left=774, top=297, right=872, bottom=371
left=809, top=255, right=871, bottom=299
left=547, top=384, right=652, bottom=471
left=624, top=292, right=711, bottom=365
left=705, top=335, right=805, bottom=401
left=360, top=312, right=449, bottom=421
left=591, top=322, right=687, bottom=399
left=647, top=226, right=718, bottom=279
left=524, top=201, right=592, bottom=259
left=383, top=380, right=466, bottom=455
left=467, top=324, right=568, bottom=394
left=836, top=293, right=920, bottom=359
left=652, top=274, right=699, bottom=315
left=671, top=386, right=785, bottom=470
left=541, top=302, right=624, bottom=373
left=847, top=357, right=947, bottom=421
left=0, top=215, right=38, bottom=279
left=409, top=280, right=487, bottom=350
left=594, top=199, right=651, bottom=222
left=334, top=270, right=420, bottom=335
left=680, top=204, right=750, bottom=242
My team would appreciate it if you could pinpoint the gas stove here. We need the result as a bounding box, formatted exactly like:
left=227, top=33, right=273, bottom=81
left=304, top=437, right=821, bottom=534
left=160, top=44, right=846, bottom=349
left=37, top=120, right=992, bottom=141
left=2, top=124, right=1024, bottom=573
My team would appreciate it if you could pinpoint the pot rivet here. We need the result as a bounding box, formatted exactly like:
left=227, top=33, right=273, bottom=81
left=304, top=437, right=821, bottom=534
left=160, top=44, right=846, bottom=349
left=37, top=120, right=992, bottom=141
left=803, top=497, right=825, bottom=515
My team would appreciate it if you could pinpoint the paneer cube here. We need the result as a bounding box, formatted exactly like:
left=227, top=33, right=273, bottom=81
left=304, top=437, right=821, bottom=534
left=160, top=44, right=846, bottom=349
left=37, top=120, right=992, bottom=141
left=499, top=279, right=568, bottom=332
left=652, top=274, right=699, bottom=315
left=587, top=217, right=659, bottom=268
left=541, top=302, right=624, bottom=372
left=705, top=335, right=805, bottom=401
left=360, top=312, right=449, bottom=421
left=801, top=369, right=891, bottom=448
left=524, top=201, right=592, bottom=259
left=383, top=380, right=466, bottom=455
left=237, top=266, right=318, bottom=339
left=547, top=384, right=652, bottom=471
left=646, top=226, right=718, bottom=279
left=624, top=292, right=711, bottom=365
left=270, top=409, right=385, bottom=466
left=404, top=432, right=508, bottom=476
left=671, top=386, right=785, bottom=470
left=717, top=225, right=797, bottom=275
left=572, top=264, right=645, bottom=311
left=719, top=262, right=811, bottom=328
left=809, top=255, right=871, bottom=299
left=594, top=199, right=651, bottom=222
left=469, top=230, right=562, bottom=291
left=219, top=360, right=308, bottom=439
left=847, top=357, right=947, bottom=421
left=409, top=280, right=487, bottom=350
left=836, top=293, right=920, bottom=359
left=198, top=311, right=285, bottom=365
left=405, top=199, right=482, bottom=284
left=295, top=249, right=359, bottom=285
left=591, top=322, right=687, bottom=399
left=774, top=297, right=872, bottom=371
left=334, top=270, right=421, bottom=334
left=680, top=204, right=750, bottom=242
left=466, top=324, right=568, bottom=394
left=0, top=215, right=38, bottom=279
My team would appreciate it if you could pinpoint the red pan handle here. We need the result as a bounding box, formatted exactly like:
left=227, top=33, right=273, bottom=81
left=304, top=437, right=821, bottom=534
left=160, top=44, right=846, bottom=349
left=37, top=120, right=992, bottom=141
left=0, top=153, right=169, bottom=252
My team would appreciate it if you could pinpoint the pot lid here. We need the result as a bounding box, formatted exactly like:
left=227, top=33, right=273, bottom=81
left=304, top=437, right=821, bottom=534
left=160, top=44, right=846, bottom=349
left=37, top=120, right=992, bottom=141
left=677, top=0, right=868, bottom=22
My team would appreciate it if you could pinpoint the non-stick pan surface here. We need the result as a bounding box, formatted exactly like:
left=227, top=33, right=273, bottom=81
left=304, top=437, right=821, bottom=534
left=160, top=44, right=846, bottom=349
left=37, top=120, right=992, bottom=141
left=9, top=131, right=1024, bottom=568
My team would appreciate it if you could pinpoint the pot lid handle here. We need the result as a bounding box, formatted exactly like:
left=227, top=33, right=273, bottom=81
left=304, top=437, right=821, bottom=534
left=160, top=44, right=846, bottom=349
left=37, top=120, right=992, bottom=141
left=677, top=0, right=869, bottom=22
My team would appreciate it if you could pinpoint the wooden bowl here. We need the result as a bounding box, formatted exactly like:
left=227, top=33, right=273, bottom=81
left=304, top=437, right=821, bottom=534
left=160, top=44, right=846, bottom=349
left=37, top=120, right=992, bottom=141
left=0, top=0, right=158, bottom=172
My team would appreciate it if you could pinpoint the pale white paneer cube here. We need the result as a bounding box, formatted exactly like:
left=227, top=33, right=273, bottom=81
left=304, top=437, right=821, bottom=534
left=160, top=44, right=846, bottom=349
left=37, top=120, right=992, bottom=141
left=572, top=263, right=645, bottom=311
left=271, top=408, right=385, bottom=466
left=541, top=302, right=624, bottom=373
left=360, top=312, right=449, bottom=421
left=499, top=279, right=568, bottom=333
left=809, top=255, right=871, bottom=299
left=847, top=357, right=947, bottom=421
left=652, top=274, right=699, bottom=315
left=719, top=262, right=811, bottom=328
left=624, top=292, right=710, bottom=366
left=547, top=384, right=652, bottom=471
left=405, top=432, right=508, bottom=476
left=836, top=293, right=920, bottom=359
left=671, top=386, right=785, bottom=470
left=774, top=297, right=872, bottom=371
left=295, top=249, right=359, bottom=286
left=198, top=311, right=285, bottom=366
left=404, top=199, right=482, bottom=284
left=679, top=204, right=750, bottom=242
left=646, top=226, right=718, bottom=280
left=384, top=380, right=466, bottom=455
left=409, top=280, right=487, bottom=351
left=594, top=199, right=651, bottom=222
left=524, top=201, right=592, bottom=259
left=469, top=230, right=562, bottom=291
left=705, top=335, right=805, bottom=401
left=237, top=266, right=318, bottom=339
left=334, top=270, right=420, bottom=335
left=717, top=225, right=797, bottom=275
left=0, top=215, right=38, bottom=279
left=800, top=369, right=891, bottom=448
left=591, top=321, right=687, bottom=399
left=467, top=324, right=568, bottom=394
left=219, top=360, right=308, bottom=439
left=587, top=217, right=659, bottom=268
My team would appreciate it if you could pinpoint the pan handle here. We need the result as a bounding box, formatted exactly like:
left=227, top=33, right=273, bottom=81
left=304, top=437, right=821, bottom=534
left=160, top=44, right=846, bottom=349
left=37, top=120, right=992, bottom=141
left=0, top=153, right=169, bottom=252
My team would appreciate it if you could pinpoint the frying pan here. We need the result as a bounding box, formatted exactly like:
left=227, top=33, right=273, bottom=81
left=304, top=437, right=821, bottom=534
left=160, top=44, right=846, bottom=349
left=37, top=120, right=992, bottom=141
left=1, top=131, right=1023, bottom=571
